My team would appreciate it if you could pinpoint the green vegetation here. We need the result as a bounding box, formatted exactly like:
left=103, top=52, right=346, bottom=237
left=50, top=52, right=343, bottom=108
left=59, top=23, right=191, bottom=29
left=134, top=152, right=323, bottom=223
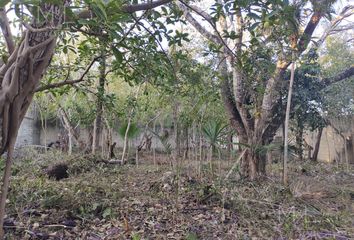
left=0, top=0, right=353, bottom=238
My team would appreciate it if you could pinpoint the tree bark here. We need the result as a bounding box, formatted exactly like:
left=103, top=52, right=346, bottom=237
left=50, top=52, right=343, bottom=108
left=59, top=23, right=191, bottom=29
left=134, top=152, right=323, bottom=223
left=0, top=2, right=68, bottom=237
left=92, top=51, right=106, bottom=155
left=173, top=102, right=180, bottom=160
left=312, top=127, right=323, bottom=161
left=295, top=125, right=304, bottom=161
left=121, top=116, right=132, bottom=162
left=0, top=132, right=16, bottom=237
left=283, top=55, right=296, bottom=185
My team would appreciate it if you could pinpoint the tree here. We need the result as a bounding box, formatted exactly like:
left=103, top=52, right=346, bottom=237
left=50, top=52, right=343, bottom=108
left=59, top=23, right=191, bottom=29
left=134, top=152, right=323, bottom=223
left=0, top=0, right=174, bottom=236
left=177, top=0, right=354, bottom=179
left=290, top=50, right=326, bottom=161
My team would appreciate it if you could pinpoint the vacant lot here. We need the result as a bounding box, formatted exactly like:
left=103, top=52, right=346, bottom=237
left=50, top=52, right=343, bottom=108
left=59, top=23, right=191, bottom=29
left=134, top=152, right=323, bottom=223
left=3, top=150, right=354, bottom=239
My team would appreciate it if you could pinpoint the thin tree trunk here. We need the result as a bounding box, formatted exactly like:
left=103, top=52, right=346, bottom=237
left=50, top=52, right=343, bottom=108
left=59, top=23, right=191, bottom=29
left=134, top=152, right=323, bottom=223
left=153, top=119, right=157, bottom=167
left=184, top=126, right=189, bottom=160
left=121, top=85, right=141, bottom=162
left=92, top=51, right=106, bottom=155
left=283, top=55, right=296, bottom=185
left=121, top=117, right=132, bottom=162
left=295, top=124, right=304, bottom=161
left=50, top=93, right=81, bottom=153
left=199, top=124, right=203, bottom=177
left=68, top=128, right=72, bottom=155
left=173, top=102, right=180, bottom=164
left=344, top=138, right=349, bottom=170
left=44, top=118, right=47, bottom=151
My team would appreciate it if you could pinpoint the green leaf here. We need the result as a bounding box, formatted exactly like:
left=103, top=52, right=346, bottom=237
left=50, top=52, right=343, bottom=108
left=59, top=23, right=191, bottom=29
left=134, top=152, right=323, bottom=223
left=102, top=208, right=112, bottom=219
left=91, top=0, right=107, bottom=21
left=267, top=10, right=278, bottom=18
left=202, top=120, right=228, bottom=147
left=132, top=233, right=141, bottom=240
left=0, top=0, right=10, bottom=7
left=118, top=122, right=140, bottom=139
left=186, top=232, right=198, bottom=240
left=247, top=12, right=261, bottom=20
left=112, top=47, right=123, bottom=64
left=249, top=22, right=260, bottom=31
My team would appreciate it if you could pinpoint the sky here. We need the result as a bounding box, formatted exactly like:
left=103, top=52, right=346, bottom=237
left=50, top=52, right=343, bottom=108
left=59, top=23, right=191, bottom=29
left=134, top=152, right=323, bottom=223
left=1, top=0, right=353, bottom=54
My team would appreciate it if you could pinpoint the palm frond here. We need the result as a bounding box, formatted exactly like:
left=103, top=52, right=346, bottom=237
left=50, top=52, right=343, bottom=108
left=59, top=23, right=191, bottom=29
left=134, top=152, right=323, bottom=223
left=202, top=120, right=228, bottom=147
left=149, top=129, right=172, bottom=154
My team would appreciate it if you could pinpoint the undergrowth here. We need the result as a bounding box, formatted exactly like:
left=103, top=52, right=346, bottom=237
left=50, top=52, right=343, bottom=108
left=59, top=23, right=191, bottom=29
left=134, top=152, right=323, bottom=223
left=1, top=149, right=353, bottom=239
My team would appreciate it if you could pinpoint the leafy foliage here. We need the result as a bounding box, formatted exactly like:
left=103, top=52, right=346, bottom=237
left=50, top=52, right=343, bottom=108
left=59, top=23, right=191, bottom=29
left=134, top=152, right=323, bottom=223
left=202, top=120, right=228, bottom=149
left=118, top=122, right=140, bottom=139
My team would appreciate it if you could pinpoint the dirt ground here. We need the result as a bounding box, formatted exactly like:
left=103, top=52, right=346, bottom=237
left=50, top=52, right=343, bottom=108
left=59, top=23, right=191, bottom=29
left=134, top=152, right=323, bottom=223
left=2, top=149, right=354, bottom=239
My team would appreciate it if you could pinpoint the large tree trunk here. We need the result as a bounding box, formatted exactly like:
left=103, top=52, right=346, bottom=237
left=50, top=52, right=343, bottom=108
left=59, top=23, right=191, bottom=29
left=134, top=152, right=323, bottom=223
left=177, top=0, right=346, bottom=182
left=0, top=2, right=67, bottom=237
left=240, top=148, right=263, bottom=180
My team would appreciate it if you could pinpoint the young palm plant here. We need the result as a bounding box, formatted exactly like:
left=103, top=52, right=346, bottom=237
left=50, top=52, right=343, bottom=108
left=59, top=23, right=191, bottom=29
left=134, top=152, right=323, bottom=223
left=202, top=120, right=228, bottom=175
left=149, top=129, right=172, bottom=155
left=202, top=120, right=228, bottom=154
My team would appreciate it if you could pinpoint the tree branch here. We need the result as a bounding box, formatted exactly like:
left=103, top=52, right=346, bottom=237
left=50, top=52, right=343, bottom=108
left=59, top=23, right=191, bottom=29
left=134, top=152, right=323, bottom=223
left=320, top=66, right=354, bottom=88
left=258, top=8, right=327, bottom=137
left=184, top=4, right=214, bottom=23
left=0, top=7, right=15, bottom=55
left=177, top=2, right=221, bottom=45
left=76, top=0, right=172, bottom=19
left=315, top=5, right=354, bottom=48
left=122, top=0, right=172, bottom=13
left=177, top=0, right=237, bottom=58
left=35, top=56, right=99, bottom=92
left=297, top=11, right=323, bottom=53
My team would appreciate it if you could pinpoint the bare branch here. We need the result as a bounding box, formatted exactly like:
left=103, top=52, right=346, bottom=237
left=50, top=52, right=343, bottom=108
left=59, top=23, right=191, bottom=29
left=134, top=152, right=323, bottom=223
left=185, top=4, right=214, bottom=23
left=76, top=0, right=172, bottom=19
left=177, top=2, right=221, bottom=45
left=123, top=0, right=172, bottom=13
left=178, top=0, right=239, bottom=61
left=316, top=5, right=354, bottom=48
left=35, top=56, right=100, bottom=92
left=0, top=7, right=15, bottom=55
left=320, top=66, right=354, bottom=88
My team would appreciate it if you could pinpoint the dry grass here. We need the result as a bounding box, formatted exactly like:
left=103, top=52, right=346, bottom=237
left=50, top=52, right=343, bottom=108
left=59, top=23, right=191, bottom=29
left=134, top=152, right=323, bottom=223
left=2, top=148, right=354, bottom=239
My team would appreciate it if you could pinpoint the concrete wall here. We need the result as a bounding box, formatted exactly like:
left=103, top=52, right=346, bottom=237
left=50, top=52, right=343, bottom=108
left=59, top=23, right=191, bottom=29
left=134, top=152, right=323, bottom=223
left=16, top=104, right=354, bottom=163
left=15, top=106, right=40, bottom=147
left=39, top=124, right=174, bottom=151
left=304, top=117, right=354, bottom=163
left=305, top=127, right=344, bottom=163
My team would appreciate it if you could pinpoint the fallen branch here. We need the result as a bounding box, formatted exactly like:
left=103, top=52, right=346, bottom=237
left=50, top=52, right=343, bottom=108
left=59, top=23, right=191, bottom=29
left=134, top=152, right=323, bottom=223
left=224, top=149, right=247, bottom=181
